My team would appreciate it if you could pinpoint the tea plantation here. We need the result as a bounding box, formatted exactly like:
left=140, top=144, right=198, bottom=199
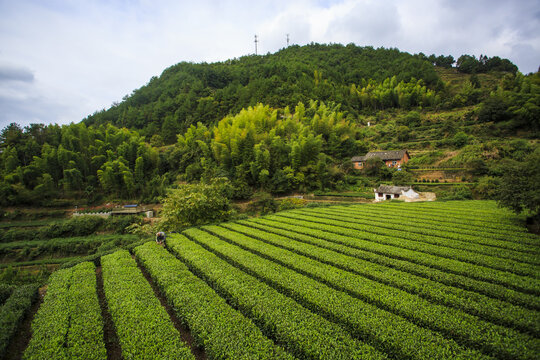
left=16, top=201, right=540, bottom=359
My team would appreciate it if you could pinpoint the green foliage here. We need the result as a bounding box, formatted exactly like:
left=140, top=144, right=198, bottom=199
left=427, top=54, right=455, bottom=68
left=213, top=219, right=537, bottom=357
left=474, top=176, right=500, bottom=199
left=279, top=206, right=533, bottom=274
left=102, top=215, right=143, bottom=234
left=0, top=216, right=142, bottom=242
left=101, top=251, right=194, bottom=360
left=0, top=283, right=14, bottom=304
left=23, top=262, right=106, bottom=360
left=396, top=125, right=410, bottom=141
left=134, top=242, right=293, bottom=359
left=439, top=185, right=473, bottom=200
left=173, top=231, right=386, bottom=359
left=0, top=284, right=38, bottom=358
left=350, top=77, right=439, bottom=110
left=0, top=234, right=140, bottom=262
left=478, top=95, right=509, bottom=123
left=0, top=46, right=536, bottom=206
left=0, top=265, right=51, bottom=285
left=453, top=131, right=469, bottom=148
left=168, top=101, right=360, bottom=193
left=363, top=157, right=393, bottom=181
left=496, top=149, right=540, bottom=217
left=392, top=170, right=414, bottom=186
left=0, top=122, right=162, bottom=205
left=407, top=151, right=444, bottom=166
left=247, top=192, right=278, bottom=215
left=190, top=226, right=486, bottom=359
left=456, top=54, right=517, bottom=74
left=159, top=181, right=233, bottom=230
left=84, top=44, right=441, bottom=133
left=242, top=204, right=538, bottom=335
left=252, top=204, right=537, bottom=309
left=277, top=197, right=307, bottom=211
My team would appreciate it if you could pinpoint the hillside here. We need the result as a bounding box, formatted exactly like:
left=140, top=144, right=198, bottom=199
left=83, top=44, right=441, bottom=141
left=0, top=43, right=538, bottom=208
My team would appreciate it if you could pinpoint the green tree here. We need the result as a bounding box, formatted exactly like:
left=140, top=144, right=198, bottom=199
left=364, top=157, right=385, bottom=177
left=33, top=173, right=56, bottom=199
left=495, top=149, right=540, bottom=221
left=453, top=131, right=469, bottom=148
left=474, top=176, right=500, bottom=199
left=392, top=170, right=413, bottom=186
left=161, top=115, right=178, bottom=144
left=397, top=126, right=410, bottom=142
left=134, top=156, right=145, bottom=183
left=2, top=146, right=19, bottom=173
left=158, top=182, right=233, bottom=230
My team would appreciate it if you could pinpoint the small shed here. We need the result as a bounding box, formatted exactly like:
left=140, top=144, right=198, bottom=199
left=374, top=185, right=418, bottom=201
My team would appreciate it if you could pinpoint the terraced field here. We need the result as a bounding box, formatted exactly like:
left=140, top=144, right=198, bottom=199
left=16, top=201, right=540, bottom=359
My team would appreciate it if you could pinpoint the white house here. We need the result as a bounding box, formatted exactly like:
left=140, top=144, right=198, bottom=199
left=374, top=185, right=419, bottom=201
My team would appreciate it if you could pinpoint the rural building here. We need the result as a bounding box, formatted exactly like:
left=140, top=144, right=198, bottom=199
left=111, top=205, right=153, bottom=218
left=374, top=185, right=419, bottom=201
left=351, top=150, right=410, bottom=169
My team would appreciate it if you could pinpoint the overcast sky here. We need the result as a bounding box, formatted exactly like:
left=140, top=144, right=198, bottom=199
left=1, top=0, right=539, bottom=130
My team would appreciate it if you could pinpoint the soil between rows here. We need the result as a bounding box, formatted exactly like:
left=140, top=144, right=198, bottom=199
left=96, top=266, right=123, bottom=360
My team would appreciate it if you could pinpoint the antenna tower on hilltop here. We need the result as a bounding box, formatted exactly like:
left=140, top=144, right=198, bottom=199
left=254, top=35, right=259, bottom=55
left=287, top=34, right=290, bottom=47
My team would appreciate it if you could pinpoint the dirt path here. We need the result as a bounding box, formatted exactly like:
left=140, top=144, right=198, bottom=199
left=4, top=286, right=46, bottom=360
left=96, top=266, right=123, bottom=360
left=133, top=255, right=207, bottom=360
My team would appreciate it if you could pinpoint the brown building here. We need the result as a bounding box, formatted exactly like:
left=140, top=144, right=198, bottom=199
left=351, top=150, right=410, bottom=169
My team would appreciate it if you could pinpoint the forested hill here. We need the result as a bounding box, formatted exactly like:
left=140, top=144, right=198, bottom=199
left=83, top=44, right=446, bottom=142
left=2, top=43, right=536, bottom=208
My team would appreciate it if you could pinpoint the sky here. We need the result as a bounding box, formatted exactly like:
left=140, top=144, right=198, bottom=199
left=0, top=0, right=539, bottom=130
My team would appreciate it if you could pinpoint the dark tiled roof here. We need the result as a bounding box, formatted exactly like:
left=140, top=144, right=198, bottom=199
left=351, top=150, right=408, bottom=162
left=376, top=185, right=411, bottom=194
left=351, top=155, right=366, bottom=162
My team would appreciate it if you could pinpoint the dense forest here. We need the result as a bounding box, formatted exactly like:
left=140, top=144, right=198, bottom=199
left=83, top=44, right=519, bottom=142
left=84, top=44, right=442, bottom=141
left=1, top=43, right=538, bottom=210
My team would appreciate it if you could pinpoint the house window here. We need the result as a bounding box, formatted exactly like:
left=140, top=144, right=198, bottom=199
left=395, top=194, right=399, bottom=198
left=378, top=193, right=383, bottom=197
left=392, top=161, right=397, bottom=166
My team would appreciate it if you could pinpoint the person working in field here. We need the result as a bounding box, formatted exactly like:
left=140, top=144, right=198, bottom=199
left=156, top=231, right=166, bottom=244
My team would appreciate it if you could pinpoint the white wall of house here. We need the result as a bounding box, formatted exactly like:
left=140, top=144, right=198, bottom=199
left=374, top=190, right=400, bottom=201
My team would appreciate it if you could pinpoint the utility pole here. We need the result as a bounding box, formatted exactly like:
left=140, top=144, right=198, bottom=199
left=254, top=35, right=258, bottom=55
left=286, top=34, right=290, bottom=47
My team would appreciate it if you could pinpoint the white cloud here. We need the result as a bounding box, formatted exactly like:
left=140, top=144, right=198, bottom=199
left=0, top=0, right=538, bottom=129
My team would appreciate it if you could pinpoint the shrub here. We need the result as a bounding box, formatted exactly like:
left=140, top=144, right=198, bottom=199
left=278, top=198, right=307, bottom=212
left=0, top=284, right=38, bottom=357
left=475, top=176, right=500, bottom=199
left=248, top=192, right=278, bottom=215
left=159, top=182, right=233, bottom=231
left=453, top=131, right=469, bottom=148
left=103, top=215, right=143, bottom=234
left=440, top=185, right=473, bottom=200
left=392, top=170, right=414, bottom=186
left=0, top=284, right=14, bottom=305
